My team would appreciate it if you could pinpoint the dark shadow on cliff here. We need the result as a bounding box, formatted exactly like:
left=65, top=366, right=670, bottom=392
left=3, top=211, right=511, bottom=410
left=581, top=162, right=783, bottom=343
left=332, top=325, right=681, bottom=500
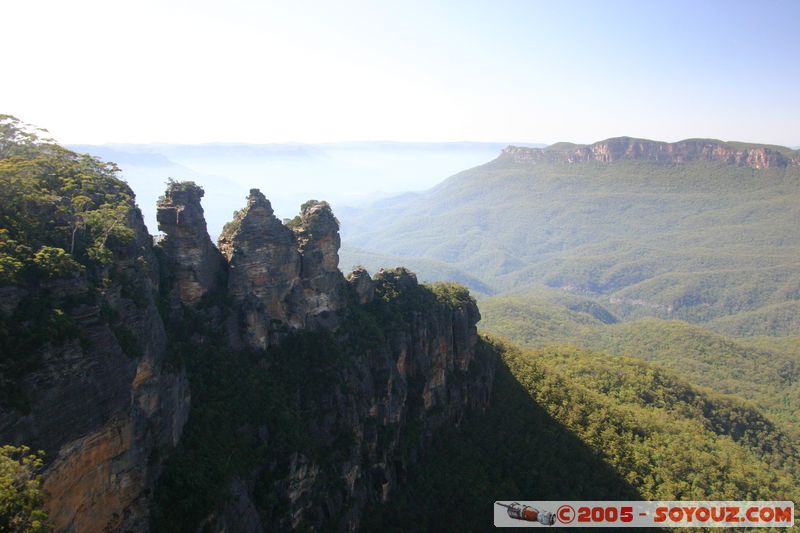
left=360, top=343, right=644, bottom=532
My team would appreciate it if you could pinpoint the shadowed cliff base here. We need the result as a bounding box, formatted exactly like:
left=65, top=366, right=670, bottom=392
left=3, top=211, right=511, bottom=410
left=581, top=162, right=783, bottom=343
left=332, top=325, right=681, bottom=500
left=151, top=267, right=495, bottom=531
left=360, top=347, right=642, bottom=532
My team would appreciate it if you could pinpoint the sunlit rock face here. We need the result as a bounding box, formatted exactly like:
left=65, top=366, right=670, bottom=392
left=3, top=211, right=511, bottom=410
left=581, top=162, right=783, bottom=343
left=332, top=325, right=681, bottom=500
left=221, top=191, right=347, bottom=348
left=0, top=204, right=190, bottom=532
left=503, top=137, right=800, bottom=168
left=292, top=199, right=348, bottom=328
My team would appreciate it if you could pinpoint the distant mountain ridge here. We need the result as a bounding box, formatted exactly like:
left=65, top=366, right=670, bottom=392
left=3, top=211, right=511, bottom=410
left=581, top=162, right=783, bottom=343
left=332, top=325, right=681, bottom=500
left=339, top=136, right=800, bottom=331
left=504, top=137, right=800, bottom=168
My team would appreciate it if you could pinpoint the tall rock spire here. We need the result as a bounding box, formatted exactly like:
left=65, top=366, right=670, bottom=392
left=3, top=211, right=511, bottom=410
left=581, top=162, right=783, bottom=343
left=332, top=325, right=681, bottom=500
left=156, top=181, right=226, bottom=305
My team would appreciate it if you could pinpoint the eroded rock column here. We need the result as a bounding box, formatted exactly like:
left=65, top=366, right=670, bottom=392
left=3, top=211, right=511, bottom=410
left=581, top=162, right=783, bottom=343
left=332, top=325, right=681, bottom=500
left=156, top=182, right=226, bottom=305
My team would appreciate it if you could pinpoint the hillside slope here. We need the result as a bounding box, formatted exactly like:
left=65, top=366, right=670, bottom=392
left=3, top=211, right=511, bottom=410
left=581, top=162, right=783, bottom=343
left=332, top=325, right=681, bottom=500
left=363, top=340, right=800, bottom=532
left=340, top=137, right=800, bottom=330
left=479, top=289, right=800, bottom=438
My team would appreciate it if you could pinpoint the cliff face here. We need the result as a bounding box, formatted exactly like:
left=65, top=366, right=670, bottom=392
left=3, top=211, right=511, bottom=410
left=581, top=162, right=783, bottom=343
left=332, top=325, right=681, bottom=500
left=503, top=137, right=800, bottom=168
left=1, top=173, right=493, bottom=532
left=0, top=206, right=190, bottom=532
left=151, top=188, right=493, bottom=531
left=199, top=268, right=494, bottom=532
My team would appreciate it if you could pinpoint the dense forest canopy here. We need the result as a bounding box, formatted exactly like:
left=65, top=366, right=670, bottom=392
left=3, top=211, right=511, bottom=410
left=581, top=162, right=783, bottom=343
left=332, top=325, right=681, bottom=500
left=0, top=115, right=136, bottom=283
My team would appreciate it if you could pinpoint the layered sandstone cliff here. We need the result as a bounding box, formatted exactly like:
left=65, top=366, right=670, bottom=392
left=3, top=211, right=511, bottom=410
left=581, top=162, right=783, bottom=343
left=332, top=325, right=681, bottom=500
left=0, top=204, right=190, bottom=532
left=503, top=137, right=800, bottom=168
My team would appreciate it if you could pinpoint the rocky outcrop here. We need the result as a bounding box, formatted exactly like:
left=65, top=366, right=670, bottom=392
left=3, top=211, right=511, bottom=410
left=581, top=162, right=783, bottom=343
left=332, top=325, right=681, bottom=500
left=346, top=267, right=377, bottom=305
left=2, top=178, right=494, bottom=533
left=0, top=206, right=190, bottom=532
left=221, top=189, right=302, bottom=347
left=503, top=137, right=800, bottom=168
left=293, top=200, right=348, bottom=328
left=221, top=191, right=347, bottom=349
left=156, top=181, right=226, bottom=305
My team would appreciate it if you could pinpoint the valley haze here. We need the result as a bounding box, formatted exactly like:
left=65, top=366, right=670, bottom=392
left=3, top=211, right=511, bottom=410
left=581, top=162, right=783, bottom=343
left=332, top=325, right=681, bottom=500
left=70, top=141, right=545, bottom=240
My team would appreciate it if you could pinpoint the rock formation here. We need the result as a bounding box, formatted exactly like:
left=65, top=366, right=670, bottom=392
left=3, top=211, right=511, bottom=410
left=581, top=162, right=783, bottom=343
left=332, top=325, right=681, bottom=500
left=0, top=179, right=494, bottom=532
left=156, top=181, right=226, bottom=305
left=221, top=191, right=347, bottom=348
left=346, top=267, right=377, bottom=305
left=206, top=267, right=493, bottom=531
left=293, top=200, right=348, bottom=329
left=503, top=137, right=800, bottom=168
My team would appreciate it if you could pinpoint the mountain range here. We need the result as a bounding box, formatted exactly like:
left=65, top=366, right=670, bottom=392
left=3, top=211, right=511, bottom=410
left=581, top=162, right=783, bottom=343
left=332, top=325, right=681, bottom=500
left=339, top=137, right=800, bottom=334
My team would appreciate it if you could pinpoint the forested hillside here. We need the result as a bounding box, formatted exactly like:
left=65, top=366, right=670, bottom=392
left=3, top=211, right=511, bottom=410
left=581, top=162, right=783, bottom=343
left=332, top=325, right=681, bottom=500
left=363, top=340, right=800, bottom=532
left=479, top=288, right=800, bottom=438
left=340, top=139, right=800, bottom=332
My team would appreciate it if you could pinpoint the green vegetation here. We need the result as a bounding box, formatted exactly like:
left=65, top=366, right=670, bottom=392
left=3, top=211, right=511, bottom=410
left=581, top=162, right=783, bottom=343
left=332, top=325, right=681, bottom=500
left=153, top=328, right=350, bottom=531
left=364, top=339, right=799, bottom=532
left=0, top=116, right=150, bottom=409
left=0, top=116, right=135, bottom=276
left=480, top=289, right=800, bottom=438
left=428, top=281, right=473, bottom=307
left=219, top=207, right=245, bottom=240
left=157, top=178, right=203, bottom=202
left=709, top=301, right=800, bottom=337
left=0, top=445, right=50, bottom=532
left=340, top=151, right=800, bottom=332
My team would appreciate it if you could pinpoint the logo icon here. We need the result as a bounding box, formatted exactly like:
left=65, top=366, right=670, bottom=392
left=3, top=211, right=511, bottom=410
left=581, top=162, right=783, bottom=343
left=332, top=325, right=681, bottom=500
left=496, top=502, right=556, bottom=526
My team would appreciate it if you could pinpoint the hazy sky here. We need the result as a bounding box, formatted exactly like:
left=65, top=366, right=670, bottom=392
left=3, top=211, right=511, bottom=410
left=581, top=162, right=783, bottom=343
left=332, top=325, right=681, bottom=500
left=4, top=0, right=799, bottom=146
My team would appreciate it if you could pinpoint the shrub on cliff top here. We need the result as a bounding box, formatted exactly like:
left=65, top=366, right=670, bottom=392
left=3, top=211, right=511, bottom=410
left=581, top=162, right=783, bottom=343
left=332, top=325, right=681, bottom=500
left=429, top=281, right=474, bottom=307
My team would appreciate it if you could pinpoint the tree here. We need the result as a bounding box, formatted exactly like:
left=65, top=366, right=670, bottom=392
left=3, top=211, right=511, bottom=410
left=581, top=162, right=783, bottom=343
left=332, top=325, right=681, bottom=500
left=0, top=116, right=53, bottom=159
left=0, top=445, right=50, bottom=532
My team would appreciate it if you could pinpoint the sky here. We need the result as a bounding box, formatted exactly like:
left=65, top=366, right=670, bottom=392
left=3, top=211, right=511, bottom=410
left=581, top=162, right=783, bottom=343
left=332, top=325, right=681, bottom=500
left=3, top=0, right=800, bottom=146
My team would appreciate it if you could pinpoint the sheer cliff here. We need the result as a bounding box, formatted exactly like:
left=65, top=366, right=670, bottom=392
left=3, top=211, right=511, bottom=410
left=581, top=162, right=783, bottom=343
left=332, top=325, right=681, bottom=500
left=502, top=137, right=800, bottom=168
left=152, top=183, right=494, bottom=531
left=0, top=139, right=190, bottom=531
left=0, top=129, right=495, bottom=532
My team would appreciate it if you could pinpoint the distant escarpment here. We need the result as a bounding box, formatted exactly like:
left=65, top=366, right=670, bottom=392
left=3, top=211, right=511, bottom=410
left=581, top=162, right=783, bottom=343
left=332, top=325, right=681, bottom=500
left=0, top=122, right=494, bottom=533
left=503, top=137, right=800, bottom=168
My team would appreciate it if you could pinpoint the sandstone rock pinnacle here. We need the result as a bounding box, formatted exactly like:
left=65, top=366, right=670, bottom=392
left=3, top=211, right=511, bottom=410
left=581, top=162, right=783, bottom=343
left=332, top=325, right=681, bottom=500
left=156, top=181, right=225, bottom=305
